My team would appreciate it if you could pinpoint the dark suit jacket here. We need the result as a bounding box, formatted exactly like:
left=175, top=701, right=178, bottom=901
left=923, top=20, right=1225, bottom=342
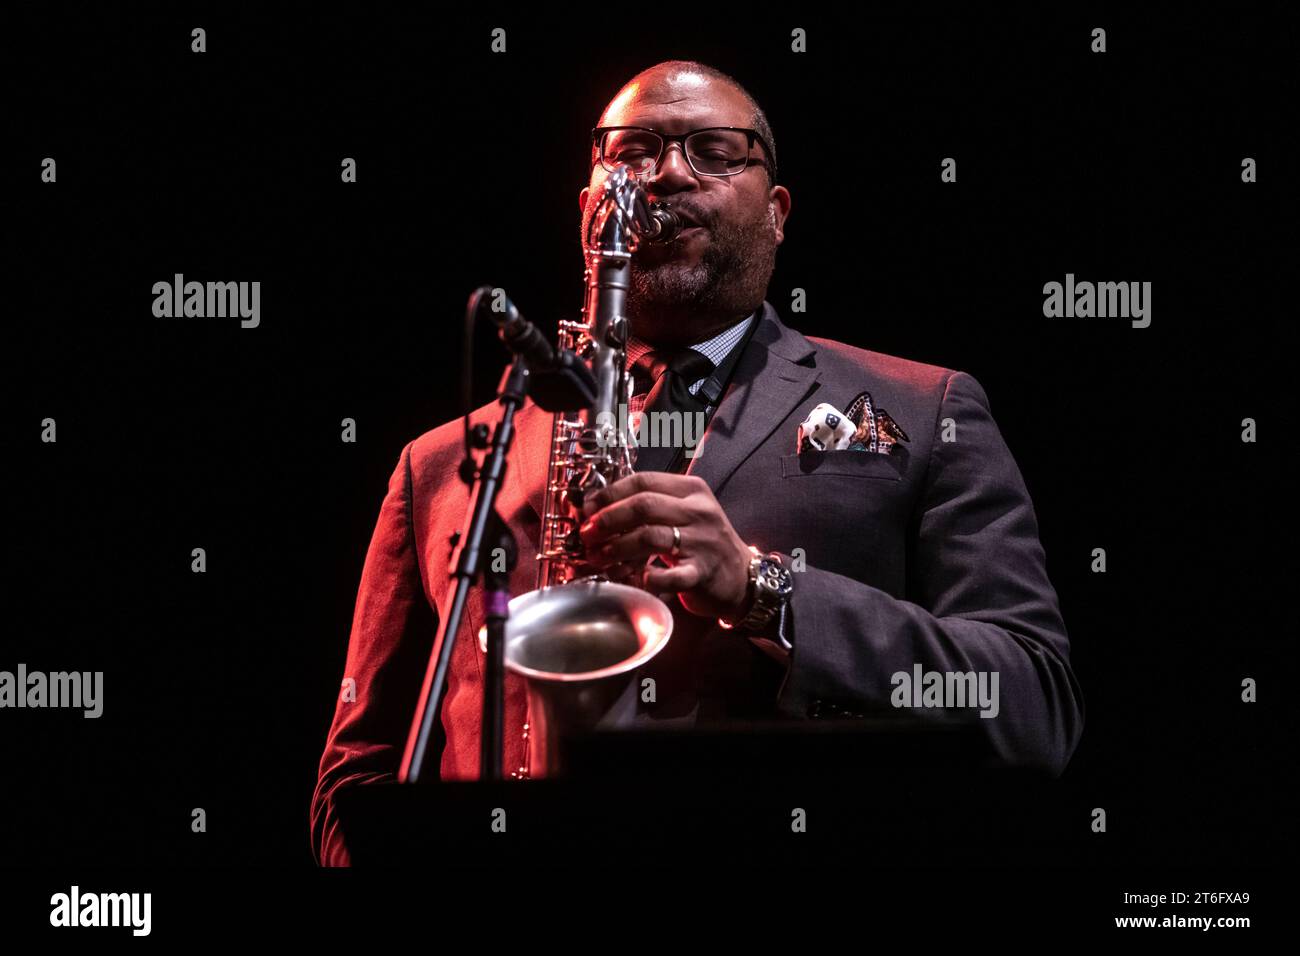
left=310, top=301, right=1084, bottom=865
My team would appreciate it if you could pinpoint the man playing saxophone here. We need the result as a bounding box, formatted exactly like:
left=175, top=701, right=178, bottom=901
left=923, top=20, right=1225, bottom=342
left=311, top=59, right=1084, bottom=865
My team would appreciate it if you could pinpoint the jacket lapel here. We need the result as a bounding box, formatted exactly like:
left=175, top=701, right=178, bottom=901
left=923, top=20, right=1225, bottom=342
left=686, top=302, right=820, bottom=496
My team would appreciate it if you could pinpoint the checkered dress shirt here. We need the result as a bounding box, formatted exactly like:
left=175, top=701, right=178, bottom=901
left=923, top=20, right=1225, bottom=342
left=624, top=312, right=755, bottom=422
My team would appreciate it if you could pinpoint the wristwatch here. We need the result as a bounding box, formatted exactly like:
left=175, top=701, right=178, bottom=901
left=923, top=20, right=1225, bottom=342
left=719, top=547, right=794, bottom=632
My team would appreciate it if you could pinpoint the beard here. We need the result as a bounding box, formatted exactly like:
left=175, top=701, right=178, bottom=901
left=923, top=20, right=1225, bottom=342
left=581, top=195, right=777, bottom=345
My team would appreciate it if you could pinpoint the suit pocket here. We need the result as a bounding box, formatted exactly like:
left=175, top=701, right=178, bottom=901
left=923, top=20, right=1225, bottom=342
left=780, top=450, right=903, bottom=480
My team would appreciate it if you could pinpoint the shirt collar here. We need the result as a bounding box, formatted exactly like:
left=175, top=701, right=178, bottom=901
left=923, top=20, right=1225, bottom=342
left=625, top=311, right=757, bottom=384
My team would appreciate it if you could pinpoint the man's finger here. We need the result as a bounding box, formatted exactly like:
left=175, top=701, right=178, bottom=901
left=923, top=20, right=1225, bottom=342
left=579, top=492, right=694, bottom=546
left=581, top=471, right=703, bottom=516
left=599, top=525, right=677, bottom=564
left=601, top=560, right=641, bottom=584
left=644, top=561, right=703, bottom=594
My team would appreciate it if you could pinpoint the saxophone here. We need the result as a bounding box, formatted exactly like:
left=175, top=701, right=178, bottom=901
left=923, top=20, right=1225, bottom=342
left=498, top=165, right=682, bottom=778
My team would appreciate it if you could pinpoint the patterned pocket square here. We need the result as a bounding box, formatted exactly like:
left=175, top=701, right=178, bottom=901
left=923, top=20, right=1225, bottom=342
left=843, top=390, right=910, bottom=453
left=797, top=391, right=910, bottom=454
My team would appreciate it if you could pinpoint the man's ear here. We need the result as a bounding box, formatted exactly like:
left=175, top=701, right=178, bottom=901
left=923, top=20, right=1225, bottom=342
left=578, top=187, right=589, bottom=215
left=769, top=184, right=792, bottom=245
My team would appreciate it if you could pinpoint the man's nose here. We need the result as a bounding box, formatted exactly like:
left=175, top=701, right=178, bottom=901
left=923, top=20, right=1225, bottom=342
left=645, top=142, right=699, bottom=194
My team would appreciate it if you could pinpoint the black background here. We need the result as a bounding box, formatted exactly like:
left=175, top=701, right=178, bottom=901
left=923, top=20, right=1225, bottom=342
left=4, top=3, right=1293, bottom=897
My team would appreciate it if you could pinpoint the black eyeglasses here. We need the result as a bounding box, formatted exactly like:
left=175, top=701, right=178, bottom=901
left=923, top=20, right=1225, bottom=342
left=592, top=126, right=776, bottom=182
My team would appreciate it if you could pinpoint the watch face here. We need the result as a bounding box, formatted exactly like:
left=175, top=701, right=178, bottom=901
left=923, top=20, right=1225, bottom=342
left=760, top=558, right=794, bottom=598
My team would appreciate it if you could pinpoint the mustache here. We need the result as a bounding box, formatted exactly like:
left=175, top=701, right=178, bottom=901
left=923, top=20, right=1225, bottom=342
left=658, top=203, right=713, bottom=230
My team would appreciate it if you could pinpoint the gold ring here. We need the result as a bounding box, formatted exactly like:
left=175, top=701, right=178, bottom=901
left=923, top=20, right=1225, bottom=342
left=670, top=525, right=681, bottom=557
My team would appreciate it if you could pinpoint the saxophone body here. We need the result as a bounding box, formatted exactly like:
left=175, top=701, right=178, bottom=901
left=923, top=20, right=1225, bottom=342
left=497, top=165, right=679, bottom=778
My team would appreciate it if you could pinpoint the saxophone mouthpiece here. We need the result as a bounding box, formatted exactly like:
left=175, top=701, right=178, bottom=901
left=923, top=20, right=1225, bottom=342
left=646, top=204, right=682, bottom=244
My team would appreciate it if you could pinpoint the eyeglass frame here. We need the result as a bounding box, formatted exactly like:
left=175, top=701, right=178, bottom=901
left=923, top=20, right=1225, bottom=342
left=591, top=125, right=777, bottom=183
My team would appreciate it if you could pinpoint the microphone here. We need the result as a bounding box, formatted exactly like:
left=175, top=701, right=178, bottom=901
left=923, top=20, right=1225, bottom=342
left=468, top=285, right=596, bottom=412
left=471, top=286, right=556, bottom=370
left=645, top=204, right=682, bottom=244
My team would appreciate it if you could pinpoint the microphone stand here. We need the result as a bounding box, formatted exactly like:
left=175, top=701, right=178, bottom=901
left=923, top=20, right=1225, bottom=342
left=399, top=319, right=597, bottom=784
left=399, top=358, right=528, bottom=784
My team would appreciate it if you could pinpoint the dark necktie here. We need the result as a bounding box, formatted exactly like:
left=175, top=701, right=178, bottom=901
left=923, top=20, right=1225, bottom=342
left=630, top=347, right=715, bottom=473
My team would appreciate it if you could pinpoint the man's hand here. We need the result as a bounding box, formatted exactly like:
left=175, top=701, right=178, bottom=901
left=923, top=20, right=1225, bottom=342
left=578, top=473, right=754, bottom=622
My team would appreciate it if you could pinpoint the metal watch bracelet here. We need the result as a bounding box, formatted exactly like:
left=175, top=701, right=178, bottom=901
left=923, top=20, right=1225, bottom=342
left=719, top=547, right=788, bottom=632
